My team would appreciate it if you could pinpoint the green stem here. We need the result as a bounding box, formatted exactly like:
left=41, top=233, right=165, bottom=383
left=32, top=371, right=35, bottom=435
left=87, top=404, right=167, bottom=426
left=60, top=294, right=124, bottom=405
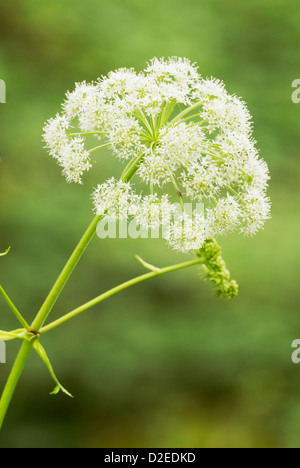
left=0, top=340, right=34, bottom=430
left=166, top=101, right=202, bottom=129
left=121, top=152, right=145, bottom=182
left=160, top=101, right=176, bottom=127
left=224, top=185, right=247, bottom=206
left=134, top=108, right=153, bottom=136
left=40, top=257, right=203, bottom=334
left=31, top=215, right=101, bottom=332
left=169, top=171, right=185, bottom=211
left=89, top=143, right=110, bottom=154
left=0, top=286, right=30, bottom=330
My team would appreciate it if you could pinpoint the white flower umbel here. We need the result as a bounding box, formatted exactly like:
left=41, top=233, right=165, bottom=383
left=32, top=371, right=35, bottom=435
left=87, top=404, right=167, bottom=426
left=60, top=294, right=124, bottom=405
left=43, top=57, right=271, bottom=253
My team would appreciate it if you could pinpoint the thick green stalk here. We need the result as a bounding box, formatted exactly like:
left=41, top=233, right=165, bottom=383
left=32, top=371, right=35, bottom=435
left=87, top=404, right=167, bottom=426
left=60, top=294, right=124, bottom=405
left=0, top=340, right=34, bottom=430
left=31, top=215, right=101, bottom=332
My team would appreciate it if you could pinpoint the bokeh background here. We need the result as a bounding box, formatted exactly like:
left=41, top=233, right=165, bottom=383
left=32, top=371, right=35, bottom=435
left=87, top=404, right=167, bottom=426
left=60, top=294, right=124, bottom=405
left=0, top=0, right=300, bottom=448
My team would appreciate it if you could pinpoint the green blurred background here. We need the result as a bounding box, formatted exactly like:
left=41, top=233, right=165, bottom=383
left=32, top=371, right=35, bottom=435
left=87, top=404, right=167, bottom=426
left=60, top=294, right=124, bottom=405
left=0, top=0, right=300, bottom=448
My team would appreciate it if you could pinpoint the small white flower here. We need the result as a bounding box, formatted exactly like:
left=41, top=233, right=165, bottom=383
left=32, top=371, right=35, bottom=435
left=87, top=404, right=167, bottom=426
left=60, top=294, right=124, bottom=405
left=165, top=212, right=207, bottom=253
left=93, top=178, right=140, bottom=220
left=43, top=114, right=69, bottom=155
left=207, top=195, right=241, bottom=236
left=181, top=161, right=224, bottom=200
left=135, top=194, right=176, bottom=230
left=240, top=188, right=271, bottom=237
left=59, top=138, right=92, bottom=184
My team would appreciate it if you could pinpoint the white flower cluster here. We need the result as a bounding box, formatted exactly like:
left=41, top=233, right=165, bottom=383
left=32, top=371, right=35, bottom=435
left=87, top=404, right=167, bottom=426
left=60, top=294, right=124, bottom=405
left=93, top=177, right=176, bottom=230
left=43, top=57, right=271, bottom=252
left=92, top=178, right=140, bottom=221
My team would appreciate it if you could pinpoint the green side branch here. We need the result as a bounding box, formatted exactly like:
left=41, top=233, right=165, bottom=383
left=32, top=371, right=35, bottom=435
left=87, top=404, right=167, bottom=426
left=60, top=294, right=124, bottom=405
left=0, top=255, right=208, bottom=421
left=40, top=256, right=204, bottom=335
left=0, top=247, right=10, bottom=257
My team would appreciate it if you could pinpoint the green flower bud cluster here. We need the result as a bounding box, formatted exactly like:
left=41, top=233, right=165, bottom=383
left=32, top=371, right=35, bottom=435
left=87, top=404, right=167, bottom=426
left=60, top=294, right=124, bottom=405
left=197, top=238, right=239, bottom=299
